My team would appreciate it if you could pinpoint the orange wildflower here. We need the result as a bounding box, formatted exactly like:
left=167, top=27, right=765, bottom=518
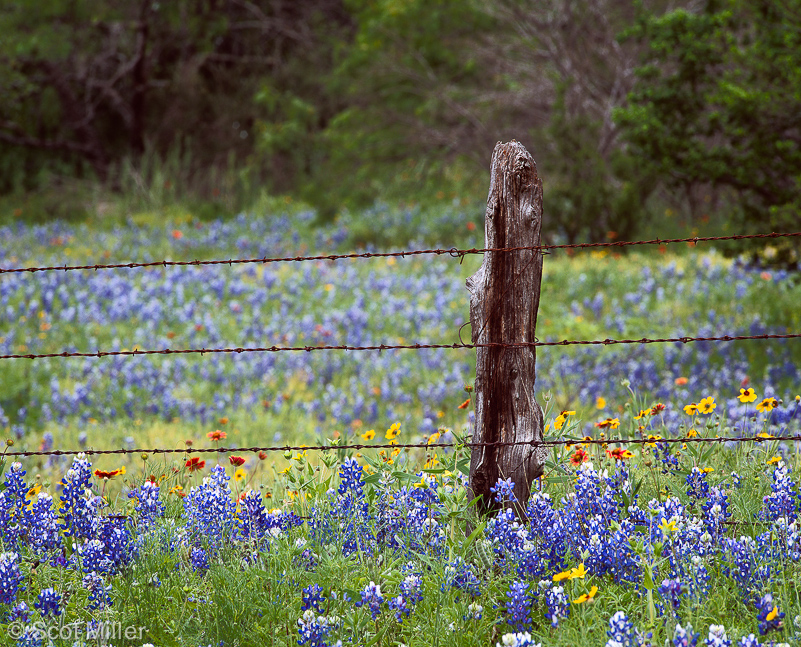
left=570, top=449, right=589, bottom=466
left=185, top=457, right=206, bottom=472
left=594, top=418, right=620, bottom=430
left=94, top=467, right=125, bottom=479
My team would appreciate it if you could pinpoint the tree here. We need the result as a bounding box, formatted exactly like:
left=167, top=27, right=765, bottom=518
left=0, top=1, right=349, bottom=200
left=278, top=0, right=666, bottom=240
left=483, top=0, right=664, bottom=243
left=615, top=0, right=801, bottom=264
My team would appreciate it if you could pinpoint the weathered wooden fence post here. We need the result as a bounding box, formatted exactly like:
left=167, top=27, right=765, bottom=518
left=467, top=140, right=547, bottom=514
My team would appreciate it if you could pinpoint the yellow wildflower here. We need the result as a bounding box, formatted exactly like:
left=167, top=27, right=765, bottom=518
left=386, top=422, right=401, bottom=439
left=572, top=586, right=598, bottom=604
left=738, top=388, right=757, bottom=403
left=697, top=397, right=716, bottom=414
left=756, top=397, right=778, bottom=413
left=658, top=517, right=677, bottom=536
left=568, top=563, right=587, bottom=579
left=554, top=410, right=576, bottom=431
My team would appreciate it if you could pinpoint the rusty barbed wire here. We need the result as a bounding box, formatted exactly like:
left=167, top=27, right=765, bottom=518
left=1, top=332, right=798, bottom=361
left=1, top=231, right=799, bottom=275
left=4, top=432, right=800, bottom=458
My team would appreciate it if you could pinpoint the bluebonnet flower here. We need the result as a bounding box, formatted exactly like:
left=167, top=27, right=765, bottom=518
left=544, top=585, right=569, bottom=628
left=654, top=441, right=680, bottom=474
left=399, top=573, right=423, bottom=603
left=702, top=487, right=731, bottom=537
left=302, top=584, right=326, bottom=614
left=736, top=636, right=760, bottom=647
left=720, top=534, right=778, bottom=604
left=354, top=581, right=383, bottom=619
left=77, top=539, right=113, bottom=574
left=129, top=480, right=165, bottom=530
left=762, top=461, right=797, bottom=523
left=0, top=464, right=28, bottom=548
left=0, top=552, right=24, bottom=605
left=24, top=493, right=61, bottom=554
left=685, top=558, right=711, bottom=602
left=8, top=601, right=30, bottom=622
left=443, top=557, right=481, bottom=597
left=238, top=489, right=285, bottom=543
left=466, top=602, right=483, bottom=620
left=297, top=609, right=342, bottom=647
left=673, top=623, right=700, bottom=647
left=659, top=579, right=684, bottom=613
left=59, top=454, right=103, bottom=539
left=685, top=468, right=711, bottom=503
left=83, top=572, right=112, bottom=610
left=97, top=516, right=134, bottom=572
left=319, top=458, right=375, bottom=557
left=373, top=474, right=445, bottom=556
left=506, top=581, right=533, bottom=632
left=731, top=472, right=742, bottom=489
left=190, top=547, right=209, bottom=574
left=705, top=625, right=731, bottom=647
left=15, top=626, right=44, bottom=647
left=755, top=592, right=784, bottom=635
left=183, top=466, right=237, bottom=548
left=387, top=594, right=412, bottom=622
left=0, top=553, right=25, bottom=606
left=496, top=633, right=541, bottom=647
left=491, top=477, right=518, bottom=504
left=34, top=587, right=61, bottom=617
left=525, top=493, right=567, bottom=572
left=40, top=432, right=56, bottom=470
left=388, top=574, right=423, bottom=623
left=606, top=611, right=642, bottom=647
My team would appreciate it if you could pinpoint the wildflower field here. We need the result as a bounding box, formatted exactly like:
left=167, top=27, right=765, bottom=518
left=1, top=206, right=801, bottom=647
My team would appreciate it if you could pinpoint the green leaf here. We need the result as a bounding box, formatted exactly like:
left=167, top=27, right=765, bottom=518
left=465, top=521, right=487, bottom=545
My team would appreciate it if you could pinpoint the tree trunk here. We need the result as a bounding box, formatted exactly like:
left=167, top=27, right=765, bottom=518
left=466, top=140, right=547, bottom=515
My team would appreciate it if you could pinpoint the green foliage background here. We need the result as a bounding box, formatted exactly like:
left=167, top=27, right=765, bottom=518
left=0, top=0, right=799, bottom=261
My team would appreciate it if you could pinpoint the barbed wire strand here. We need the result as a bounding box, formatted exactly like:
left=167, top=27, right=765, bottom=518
left=1, top=231, right=799, bottom=275
left=6, top=433, right=800, bottom=458
left=2, top=332, right=798, bottom=361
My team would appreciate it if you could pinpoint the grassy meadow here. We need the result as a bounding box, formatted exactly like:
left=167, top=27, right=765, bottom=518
left=0, top=205, right=800, bottom=646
